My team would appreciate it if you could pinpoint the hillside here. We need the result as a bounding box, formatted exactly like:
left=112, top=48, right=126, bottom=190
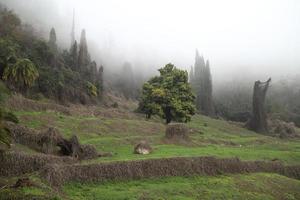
left=1, top=95, right=300, bottom=200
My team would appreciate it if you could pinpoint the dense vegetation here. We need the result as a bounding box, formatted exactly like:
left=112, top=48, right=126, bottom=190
left=0, top=6, right=103, bottom=104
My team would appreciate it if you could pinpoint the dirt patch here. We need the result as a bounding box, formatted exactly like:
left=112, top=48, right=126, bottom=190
left=40, top=156, right=300, bottom=187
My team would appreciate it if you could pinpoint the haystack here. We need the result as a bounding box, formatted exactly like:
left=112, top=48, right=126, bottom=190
left=134, top=140, right=152, bottom=155
left=165, top=123, right=189, bottom=140
left=38, top=127, right=64, bottom=154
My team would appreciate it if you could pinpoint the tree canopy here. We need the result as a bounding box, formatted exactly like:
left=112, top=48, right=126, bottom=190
left=3, top=58, right=39, bottom=91
left=139, top=63, right=196, bottom=124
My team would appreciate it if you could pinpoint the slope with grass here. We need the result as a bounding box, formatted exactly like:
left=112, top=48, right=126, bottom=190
left=13, top=110, right=300, bottom=164
left=1, top=97, right=300, bottom=200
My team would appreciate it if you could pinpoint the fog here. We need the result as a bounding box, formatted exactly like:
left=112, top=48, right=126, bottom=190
left=1, top=0, right=299, bottom=82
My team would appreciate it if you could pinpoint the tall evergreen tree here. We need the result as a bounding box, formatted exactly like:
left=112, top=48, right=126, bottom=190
left=78, top=29, right=90, bottom=71
left=97, top=65, right=104, bottom=97
left=48, top=27, right=57, bottom=52
left=191, top=50, right=214, bottom=116
left=189, top=65, right=194, bottom=82
left=202, top=60, right=214, bottom=115
left=70, top=9, right=75, bottom=48
left=120, top=62, right=136, bottom=99
left=70, top=40, right=78, bottom=71
left=89, top=61, right=97, bottom=83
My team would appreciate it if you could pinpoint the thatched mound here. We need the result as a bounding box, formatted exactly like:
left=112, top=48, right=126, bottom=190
left=40, top=156, right=300, bottom=187
left=6, top=122, right=40, bottom=150
left=134, top=141, right=152, bottom=155
left=38, top=127, right=64, bottom=154
left=165, top=123, right=189, bottom=140
left=0, top=151, right=74, bottom=177
left=270, top=120, right=298, bottom=138
left=81, top=144, right=99, bottom=159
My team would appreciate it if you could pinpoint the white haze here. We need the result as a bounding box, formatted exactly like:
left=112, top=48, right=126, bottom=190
left=1, top=0, right=299, bottom=82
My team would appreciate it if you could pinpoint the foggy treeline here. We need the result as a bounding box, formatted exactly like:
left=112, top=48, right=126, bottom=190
left=0, top=0, right=299, bottom=127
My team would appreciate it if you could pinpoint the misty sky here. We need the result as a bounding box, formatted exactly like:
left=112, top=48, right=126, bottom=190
left=1, top=0, right=299, bottom=81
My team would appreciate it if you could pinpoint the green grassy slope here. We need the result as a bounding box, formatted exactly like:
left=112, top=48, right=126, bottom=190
left=2, top=173, right=299, bottom=200
left=63, top=173, right=300, bottom=200
left=1, top=106, right=299, bottom=200
left=14, top=110, right=300, bottom=164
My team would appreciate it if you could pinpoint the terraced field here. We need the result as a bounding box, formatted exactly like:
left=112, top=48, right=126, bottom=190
left=1, top=104, right=300, bottom=200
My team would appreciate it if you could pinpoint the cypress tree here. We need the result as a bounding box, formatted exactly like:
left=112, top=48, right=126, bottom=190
left=48, top=27, right=57, bottom=52
left=70, top=9, right=75, bottom=48
left=189, top=65, right=194, bottom=82
left=192, top=50, right=214, bottom=116
left=120, top=62, right=136, bottom=99
left=203, top=60, right=214, bottom=116
left=89, top=61, right=97, bottom=83
left=78, top=29, right=90, bottom=71
left=70, top=40, right=78, bottom=71
left=98, top=65, right=104, bottom=97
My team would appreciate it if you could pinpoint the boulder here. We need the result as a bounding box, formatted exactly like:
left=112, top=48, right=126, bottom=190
left=134, top=141, right=152, bottom=155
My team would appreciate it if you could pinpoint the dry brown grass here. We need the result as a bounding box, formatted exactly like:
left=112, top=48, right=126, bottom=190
left=0, top=151, right=74, bottom=177
left=165, top=123, right=189, bottom=140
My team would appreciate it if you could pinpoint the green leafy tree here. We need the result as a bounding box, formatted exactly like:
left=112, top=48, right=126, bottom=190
left=3, top=58, right=39, bottom=92
left=139, top=63, right=196, bottom=124
left=0, top=38, right=18, bottom=78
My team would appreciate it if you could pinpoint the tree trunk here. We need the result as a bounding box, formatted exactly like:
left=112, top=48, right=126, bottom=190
left=246, top=78, right=271, bottom=133
left=165, top=107, right=172, bottom=124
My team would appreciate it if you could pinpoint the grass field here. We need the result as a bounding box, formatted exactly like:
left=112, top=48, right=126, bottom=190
left=1, top=173, right=300, bottom=200
left=1, top=107, right=299, bottom=200
left=14, top=110, right=300, bottom=165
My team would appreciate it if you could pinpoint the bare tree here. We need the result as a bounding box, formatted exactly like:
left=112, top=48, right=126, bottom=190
left=246, top=78, right=271, bottom=133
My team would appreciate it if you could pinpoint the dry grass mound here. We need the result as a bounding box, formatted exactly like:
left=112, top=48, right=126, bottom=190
left=39, top=127, right=64, bottom=154
left=40, top=156, right=300, bottom=187
left=165, top=123, right=189, bottom=140
left=0, top=151, right=74, bottom=177
left=6, top=122, right=40, bottom=151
